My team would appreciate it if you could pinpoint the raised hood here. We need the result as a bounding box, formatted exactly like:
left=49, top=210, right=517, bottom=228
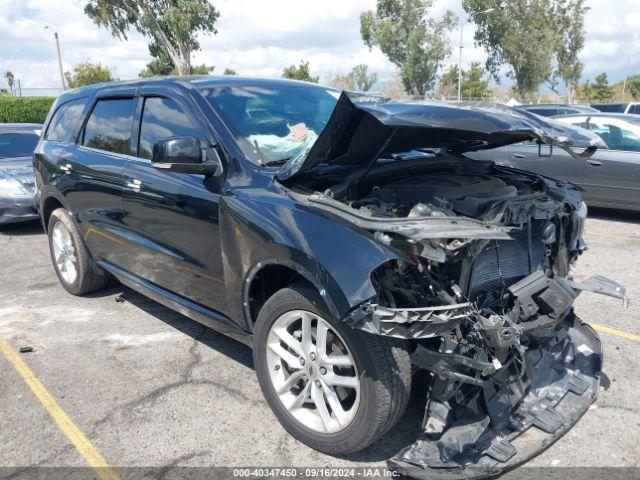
left=276, top=93, right=605, bottom=181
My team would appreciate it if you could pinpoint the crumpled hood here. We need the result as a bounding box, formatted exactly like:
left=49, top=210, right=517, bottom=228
left=276, top=93, right=606, bottom=181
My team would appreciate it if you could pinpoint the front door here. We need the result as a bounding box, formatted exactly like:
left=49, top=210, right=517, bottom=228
left=122, top=94, right=225, bottom=311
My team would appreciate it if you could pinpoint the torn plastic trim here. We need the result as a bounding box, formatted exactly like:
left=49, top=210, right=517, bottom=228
left=302, top=193, right=516, bottom=241
left=389, top=322, right=602, bottom=480
left=347, top=302, right=475, bottom=340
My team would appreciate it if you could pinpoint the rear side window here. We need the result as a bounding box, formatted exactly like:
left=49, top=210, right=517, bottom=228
left=82, top=98, right=136, bottom=155
left=46, top=98, right=86, bottom=142
left=138, top=97, right=200, bottom=160
left=631, top=104, right=640, bottom=114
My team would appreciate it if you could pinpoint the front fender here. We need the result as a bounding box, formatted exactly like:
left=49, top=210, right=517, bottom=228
left=219, top=190, right=400, bottom=328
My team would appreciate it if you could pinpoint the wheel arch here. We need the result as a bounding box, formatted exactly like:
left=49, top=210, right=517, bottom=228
left=243, top=259, right=339, bottom=332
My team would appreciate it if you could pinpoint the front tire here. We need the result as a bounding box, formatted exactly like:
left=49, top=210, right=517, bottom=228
left=253, top=284, right=411, bottom=454
left=47, top=208, right=108, bottom=295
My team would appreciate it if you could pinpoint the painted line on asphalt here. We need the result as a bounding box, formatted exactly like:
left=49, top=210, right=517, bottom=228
left=0, top=339, right=120, bottom=480
left=591, top=324, right=640, bottom=342
left=586, top=232, right=640, bottom=242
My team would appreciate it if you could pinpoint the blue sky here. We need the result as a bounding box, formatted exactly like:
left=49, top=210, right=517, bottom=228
left=1, top=0, right=640, bottom=92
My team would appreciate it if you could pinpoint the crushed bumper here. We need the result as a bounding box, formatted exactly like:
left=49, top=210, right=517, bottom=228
left=344, top=272, right=625, bottom=480
left=389, top=321, right=602, bottom=479
left=0, top=200, right=38, bottom=224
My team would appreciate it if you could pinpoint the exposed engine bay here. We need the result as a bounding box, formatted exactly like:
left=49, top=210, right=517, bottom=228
left=287, top=155, right=626, bottom=478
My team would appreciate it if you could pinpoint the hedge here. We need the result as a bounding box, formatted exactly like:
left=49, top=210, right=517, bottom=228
left=0, top=96, right=56, bottom=124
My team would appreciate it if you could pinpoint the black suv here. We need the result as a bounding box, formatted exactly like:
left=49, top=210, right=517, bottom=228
left=34, top=77, right=625, bottom=479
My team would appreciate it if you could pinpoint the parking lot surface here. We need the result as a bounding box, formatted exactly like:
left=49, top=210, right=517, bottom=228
left=1, top=209, right=639, bottom=477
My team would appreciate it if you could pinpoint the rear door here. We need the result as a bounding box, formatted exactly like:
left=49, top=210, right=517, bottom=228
left=68, top=90, right=137, bottom=266
left=581, top=117, right=640, bottom=208
left=121, top=87, right=226, bottom=311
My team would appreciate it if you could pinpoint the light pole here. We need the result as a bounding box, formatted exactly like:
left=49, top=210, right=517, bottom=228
left=621, top=50, right=640, bottom=100
left=458, top=8, right=494, bottom=102
left=43, top=25, right=66, bottom=91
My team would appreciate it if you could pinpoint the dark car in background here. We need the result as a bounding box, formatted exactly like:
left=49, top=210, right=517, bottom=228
left=468, top=113, right=640, bottom=211
left=0, top=123, right=41, bottom=224
left=591, top=102, right=640, bottom=114
left=514, top=103, right=599, bottom=117
left=33, top=77, right=625, bottom=479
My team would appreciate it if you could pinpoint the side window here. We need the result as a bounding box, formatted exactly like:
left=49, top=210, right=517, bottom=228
left=138, top=97, right=201, bottom=160
left=631, top=104, right=640, bottom=114
left=82, top=98, right=136, bottom=155
left=45, top=98, right=86, bottom=142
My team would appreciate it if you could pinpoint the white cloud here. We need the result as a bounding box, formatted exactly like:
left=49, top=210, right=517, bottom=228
left=1, top=0, right=639, bottom=94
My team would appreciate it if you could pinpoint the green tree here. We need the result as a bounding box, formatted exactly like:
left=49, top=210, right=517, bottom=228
left=4, top=71, right=15, bottom=96
left=463, top=0, right=560, bottom=100
left=361, top=0, right=457, bottom=97
left=139, top=41, right=213, bottom=77
left=282, top=61, right=319, bottom=83
left=461, top=62, right=491, bottom=99
left=578, top=80, right=594, bottom=103
left=591, top=72, right=614, bottom=102
left=624, top=75, right=640, bottom=100
left=437, top=62, right=490, bottom=99
left=349, top=64, right=378, bottom=91
left=554, top=0, right=588, bottom=103
left=85, top=0, right=219, bottom=76
left=223, top=68, right=238, bottom=75
left=65, top=61, right=114, bottom=88
left=327, top=64, right=378, bottom=91
left=437, top=65, right=459, bottom=98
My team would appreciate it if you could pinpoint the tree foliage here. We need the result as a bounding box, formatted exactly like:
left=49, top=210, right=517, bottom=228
left=4, top=71, right=15, bottom=96
left=65, top=61, right=115, bottom=88
left=591, top=72, right=614, bottom=102
left=626, top=76, right=640, bottom=100
left=223, top=68, right=238, bottom=75
left=438, top=63, right=491, bottom=100
left=85, top=0, right=219, bottom=75
left=360, top=0, right=457, bottom=96
left=463, top=0, right=561, bottom=100
left=139, top=40, right=214, bottom=77
left=282, top=61, right=319, bottom=83
left=554, top=0, right=588, bottom=103
left=327, top=64, right=378, bottom=91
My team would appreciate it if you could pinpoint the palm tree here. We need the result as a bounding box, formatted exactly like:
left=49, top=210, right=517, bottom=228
left=4, top=71, right=15, bottom=96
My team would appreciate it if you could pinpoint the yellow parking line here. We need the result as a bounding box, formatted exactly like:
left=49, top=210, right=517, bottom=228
left=0, top=339, right=120, bottom=480
left=591, top=324, right=640, bottom=342
left=587, top=232, right=640, bottom=242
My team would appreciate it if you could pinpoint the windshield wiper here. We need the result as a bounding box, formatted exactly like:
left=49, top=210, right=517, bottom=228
left=263, top=157, right=291, bottom=167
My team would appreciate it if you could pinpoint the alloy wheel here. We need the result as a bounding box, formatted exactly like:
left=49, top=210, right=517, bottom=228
left=265, top=310, right=360, bottom=433
left=51, top=221, right=78, bottom=284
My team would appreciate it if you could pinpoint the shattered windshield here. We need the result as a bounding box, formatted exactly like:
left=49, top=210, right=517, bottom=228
left=200, top=84, right=339, bottom=166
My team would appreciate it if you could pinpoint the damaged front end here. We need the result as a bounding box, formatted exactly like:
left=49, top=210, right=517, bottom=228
left=334, top=180, right=627, bottom=478
left=281, top=93, right=626, bottom=478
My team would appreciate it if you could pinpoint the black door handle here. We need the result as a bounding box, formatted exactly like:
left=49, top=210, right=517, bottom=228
left=587, top=159, right=603, bottom=167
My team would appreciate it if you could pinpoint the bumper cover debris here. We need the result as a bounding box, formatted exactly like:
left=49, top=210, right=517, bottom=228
left=345, top=273, right=625, bottom=480
left=390, top=322, right=601, bottom=479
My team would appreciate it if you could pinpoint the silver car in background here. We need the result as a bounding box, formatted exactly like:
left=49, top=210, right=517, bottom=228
left=468, top=113, right=640, bottom=211
left=0, top=123, right=42, bottom=224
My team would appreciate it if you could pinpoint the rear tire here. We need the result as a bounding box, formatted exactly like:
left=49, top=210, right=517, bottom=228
left=47, top=208, right=108, bottom=295
left=253, top=284, right=411, bottom=454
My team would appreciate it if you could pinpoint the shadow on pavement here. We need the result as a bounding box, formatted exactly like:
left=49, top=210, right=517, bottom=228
left=588, top=207, right=640, bottom=224
left=104, top=284, right=425, bottom=463
left=0, top=220, right=44, bottom=236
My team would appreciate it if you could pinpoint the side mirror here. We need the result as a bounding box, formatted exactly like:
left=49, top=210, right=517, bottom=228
left=152, top=136, right=219, bottom=175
